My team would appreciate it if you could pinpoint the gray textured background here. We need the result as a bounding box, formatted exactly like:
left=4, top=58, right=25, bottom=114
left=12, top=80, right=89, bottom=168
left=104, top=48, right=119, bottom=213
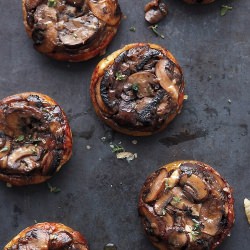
left=0, top=0, right=249, bottom=249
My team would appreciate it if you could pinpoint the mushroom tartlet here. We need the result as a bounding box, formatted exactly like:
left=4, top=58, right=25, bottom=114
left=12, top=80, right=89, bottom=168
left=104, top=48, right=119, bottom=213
left=4, top=222, right=89, bottom=250
left=22, top=0, right=122, bottom=62
left=138, top=160, right=235, bottom=250
left=183, top=0, right=215, bottom=4
left=0, top=92, right=72, bottom=186
left=90, top=43, right=185, bottom=136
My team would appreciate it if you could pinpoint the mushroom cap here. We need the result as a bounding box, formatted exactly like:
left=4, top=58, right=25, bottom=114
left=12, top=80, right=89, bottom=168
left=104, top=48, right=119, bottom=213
left=138, top=160, right=235, bottom=250
left=4, top=222, right=89, bottom=250
left=0, top=92, right=72, bottom=186
left=90, top=43, right=185, bottom=136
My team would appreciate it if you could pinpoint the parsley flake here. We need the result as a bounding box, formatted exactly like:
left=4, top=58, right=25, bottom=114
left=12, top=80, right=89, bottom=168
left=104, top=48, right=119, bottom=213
left=220, top=5, right=233, bottom=16
left=129, top=26, right=136, bottom=32
left=48, top=0, right=57, bottom=7
left=47, top=183, right=61, bottom=193
left=115, top=71, right=126, bottom=81
left=149, top=25, right=165, bottom=39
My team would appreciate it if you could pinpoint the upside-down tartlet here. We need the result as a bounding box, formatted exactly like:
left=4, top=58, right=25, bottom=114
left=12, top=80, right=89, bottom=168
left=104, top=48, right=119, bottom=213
left=4, top=222, right=89, bottom=250
left=0, top=92, right=72, bottom=186
left=22, top=0, right=122, bottom=62
left=138, top=160, right=235, bottom=250
left=90, top=43, right=185, bottom=136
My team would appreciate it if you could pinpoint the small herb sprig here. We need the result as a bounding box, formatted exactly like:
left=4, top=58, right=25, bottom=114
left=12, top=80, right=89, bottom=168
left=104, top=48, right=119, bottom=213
left=47, top=183, right=61, bottom=193
left=191, top=219, right=202, bottom=239
left=172, top=196, right=182, bottom=203
left=115, top=71, right=126, bottom=81
left=110, top=144, right=125, bottom=153
left=149, top=25, right=165, bottom=39
left=129, top=26, right=136, bottom=32
left=48, top=0, right=57, bottom=7
left=220, top=5, right=233, bottom=16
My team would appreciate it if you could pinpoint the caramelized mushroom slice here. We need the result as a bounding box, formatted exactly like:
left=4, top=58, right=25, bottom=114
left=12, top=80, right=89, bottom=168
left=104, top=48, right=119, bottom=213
left=200, top=198, right=224, bottom=236
left=144, top=0, right=168, bottom=24
left=154, top=191, right=173, bottom=215
left=155, top=59, right=180, bottom=101
left=168, top=231, right=188, bottom=249
left=59, top=14, right=103, bottom=48
left=88, top=0, right=121, bottom=26
left=180, top=174, right=209, bottom=201
left=127, top=72, right=157, bottom=98
left=144, top=169, right=167, bottom=203
left=4, top=222, right=89, bottom=250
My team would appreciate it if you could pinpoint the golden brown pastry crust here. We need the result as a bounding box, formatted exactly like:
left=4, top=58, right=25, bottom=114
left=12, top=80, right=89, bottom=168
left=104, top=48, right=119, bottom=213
left=0, top=92, right=72, bottom=186
left=22, top=0, right=122, bottom=62
left=90, top=43, right=185, bottom=136
left=138, top=160, right=235, bottom=250
left=4, top=222, right=89, bottom=250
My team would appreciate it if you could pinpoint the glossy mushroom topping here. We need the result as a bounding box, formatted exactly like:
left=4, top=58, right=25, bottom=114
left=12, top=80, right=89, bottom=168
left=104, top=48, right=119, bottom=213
left=183, top=0, right=216, bottom=4
left=4, top=222, right=89, bottom=250
left=0, top=92, right=72, bottom=186
left=90, top=43, right=185, bottom=136
left=22, top=0, right=122, bottom=61
left=144, top=0, right=168, bottom=24
left=139, top=161, right=235, bottom=250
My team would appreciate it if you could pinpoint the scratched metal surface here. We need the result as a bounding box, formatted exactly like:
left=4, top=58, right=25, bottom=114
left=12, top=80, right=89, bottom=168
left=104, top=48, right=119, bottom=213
left=0, top=0, right=249, bottom=249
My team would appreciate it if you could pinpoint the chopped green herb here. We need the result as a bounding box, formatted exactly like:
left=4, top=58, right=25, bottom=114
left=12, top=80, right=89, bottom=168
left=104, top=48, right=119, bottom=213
left=191, top=219, right=202, bottom=239
left=132, top=83, right=139, bottom=92
left=115, top=71, right=126, bottom=81
left=110, top=144, right=125, bottom=153
left=15, top=135, right=24, bottom=142
left=149, top=25, right=165, bottom=39
left=129, top=26, right=136, bottom=32
left=220, top=5, right=233, bottom=16
left=47, top=183, right=61, bottom=193
left=48, top=0, right=57, bottom=7
left=31, top=148, right=37, bottom=155
left=0, top=146, right=9, bottom=153
left=172, top=196, right=182, bottom=203
left=165, top=179, right=170, bottom=190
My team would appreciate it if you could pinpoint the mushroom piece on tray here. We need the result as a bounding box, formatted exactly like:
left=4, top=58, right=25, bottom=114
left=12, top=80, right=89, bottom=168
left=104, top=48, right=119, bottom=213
left=138, top=160, right=235, bottom=250
left=22, top=0, right=122, bottom=61
left=0, top=92, right=72, bottom=186
left=4, top=222, right=89, bottom=250
left=90, top=43, right=185, bottom=136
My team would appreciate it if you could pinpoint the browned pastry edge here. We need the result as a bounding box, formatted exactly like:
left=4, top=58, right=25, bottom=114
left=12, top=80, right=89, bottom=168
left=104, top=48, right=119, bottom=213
left=138, top=160, right=235, bottom=250
left=22, top=0, right=122, bottom=62
left=0, top=92, right=72, bottom=186
left=4, top=222, right=89, bottom=250
left=90, top=43, right=185, bottom=136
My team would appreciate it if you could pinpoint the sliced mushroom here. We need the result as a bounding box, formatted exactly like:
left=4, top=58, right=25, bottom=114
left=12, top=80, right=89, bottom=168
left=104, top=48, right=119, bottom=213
left=168, top=231, right=188, bottom=248
left=180, top=174, right=209, bottom=201
left=155, top=59, right=179, bottom=101
left=144, top=0, right=168, bottom=24
left=200, top=198, right=223, bottom=236
left=7, top=146, right=42, bottom=173
left=49, top=231, right=73, bottom=249
left=127, top=72, right=157, bottom=98
left=19, top=229, right=50, bottom=249
left=144, top=169, right=167, bottom=203
left=165, top=169, right=180, bottom=188
left=154, top=191, right=173, bottom=215
left=88, top=0, right=121, bottom=26
left=59, top=14, right=102, bottom=47
left=162, top=212, right=174, bottom=228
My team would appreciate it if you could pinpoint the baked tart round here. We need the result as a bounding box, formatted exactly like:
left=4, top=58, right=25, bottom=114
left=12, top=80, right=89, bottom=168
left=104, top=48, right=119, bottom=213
left=0, top=92, right=72, bottom=186
left=90, top=43, right=185, bottom=136
left=22, top=0, right=122, bottom=62
left=138, top=160, right=235, bottom=250
left=4, top=222, right=89, bottom=250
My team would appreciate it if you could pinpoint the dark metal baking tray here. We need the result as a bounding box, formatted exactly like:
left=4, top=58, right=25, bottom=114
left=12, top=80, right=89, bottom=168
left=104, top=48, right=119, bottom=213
left=0, top=0, right=249, bottom=249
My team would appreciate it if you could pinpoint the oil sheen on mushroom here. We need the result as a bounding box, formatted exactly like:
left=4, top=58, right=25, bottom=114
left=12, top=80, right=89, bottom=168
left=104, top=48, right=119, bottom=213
left=138, top=160, right=235, bottom=250
left=4, top=222, right=89, bottom=250
left=90, top=43, right=185, bottom=136
left=22, top=0, right=122, bottom=61
left=0, top=92, right=72, bottom=186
